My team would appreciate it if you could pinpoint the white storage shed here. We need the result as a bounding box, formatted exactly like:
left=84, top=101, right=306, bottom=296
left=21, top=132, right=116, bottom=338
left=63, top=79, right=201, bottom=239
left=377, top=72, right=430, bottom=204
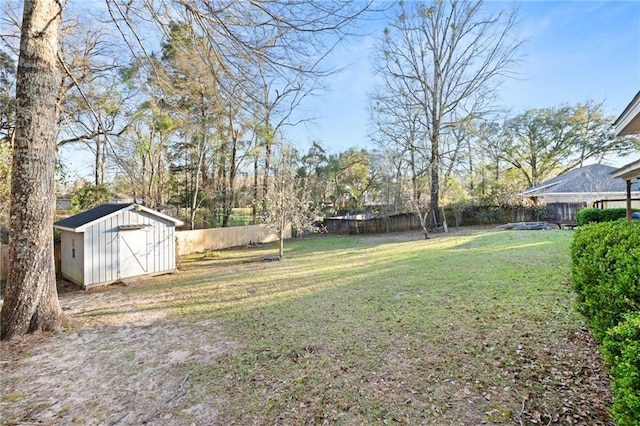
left=54, top=203, right=184, bottom=289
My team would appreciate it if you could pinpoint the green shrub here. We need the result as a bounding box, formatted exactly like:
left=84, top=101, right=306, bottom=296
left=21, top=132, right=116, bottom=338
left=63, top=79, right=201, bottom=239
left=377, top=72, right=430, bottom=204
left=70, top=183, right=111, bottom=213
left=570, top=221, right=640, bottom=339
left=601, top=312, right=640, bottom=425
left=577, top=207, right=639, bottom=225
left=600, top=208, right=630, bottom=223
left=576, top=208, right=602, bottom=225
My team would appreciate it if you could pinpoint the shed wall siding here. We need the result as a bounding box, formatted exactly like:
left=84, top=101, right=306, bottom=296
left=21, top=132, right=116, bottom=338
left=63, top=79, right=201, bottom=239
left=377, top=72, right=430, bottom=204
left=60, top=230, right=84, bottom=285
left=84, top=211, right=121, bottom=286
left=82, top=209, right=177, bottom=287
left=149, top=219, right=175, bottom=273
left=133, top=210, right=176, bottom=277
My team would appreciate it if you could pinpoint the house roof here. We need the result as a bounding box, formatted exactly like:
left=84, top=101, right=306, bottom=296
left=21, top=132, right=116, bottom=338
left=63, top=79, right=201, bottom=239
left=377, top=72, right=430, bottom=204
left=613, top=90, right=640, bottom=136
left=612, top=157, right=640, bottom=181
left=611, top=91, right=640, bottom=181
left=54, top=203, right=183, bottom=232
left=524, top=164, right=640, bottom=197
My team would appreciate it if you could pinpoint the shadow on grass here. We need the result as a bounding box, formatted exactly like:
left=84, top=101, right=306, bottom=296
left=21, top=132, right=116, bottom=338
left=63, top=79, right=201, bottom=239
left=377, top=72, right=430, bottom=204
left=55, top=227, right=611, bottom=425
left=72, top=228, right=572, bottom=327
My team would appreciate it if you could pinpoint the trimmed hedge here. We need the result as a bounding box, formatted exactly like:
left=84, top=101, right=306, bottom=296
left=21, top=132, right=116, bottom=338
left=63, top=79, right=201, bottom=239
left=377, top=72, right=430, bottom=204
left=576, top=208, right=603, bottom=225
left=571, top=221, right=640, bottom=339
left=576, top=208, right=634, bottom=225
left=601, top=312, right=640, bottom=425
left=571, top=221, right=640, bottom=425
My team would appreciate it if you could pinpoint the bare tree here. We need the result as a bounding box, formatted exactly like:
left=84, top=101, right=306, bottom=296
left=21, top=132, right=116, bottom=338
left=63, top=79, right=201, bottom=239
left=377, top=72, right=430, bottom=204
left=373, top=0, right=522, bottom=226
left=102, top=1, right=376, bottom=227
left=1, top=0, right=65, bottom=340
left=264, top=144, right=316, bottom=260
left=251, top=64, right=315, bottom=224
left=369, top=149, right=407, bottom=231
left=370, top=79, right=431, bottom=236
left=3, top=3, right=131, bottom=186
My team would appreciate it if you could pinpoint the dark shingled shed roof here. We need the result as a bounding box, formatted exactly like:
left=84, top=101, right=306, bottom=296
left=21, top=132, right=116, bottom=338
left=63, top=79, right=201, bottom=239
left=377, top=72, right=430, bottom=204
left=54, top=204, right=133, bottom=230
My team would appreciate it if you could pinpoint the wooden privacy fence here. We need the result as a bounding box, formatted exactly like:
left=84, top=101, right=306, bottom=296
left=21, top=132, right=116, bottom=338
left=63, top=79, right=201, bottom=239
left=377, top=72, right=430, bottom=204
left=444, top=206, right=540, bottom=227
left=0, top=225, right=289, bottom=281
left=592, top=198, right=640, bottom=209
left=324, top=213, right=422, bottom=234
left=545, top=202, right=587, bottom=223
left=324, top=208, right=541, bottom=235
left=323, top=204, right=584, bottom=235
left=175, top=224, right=291, bottom=256
left=0, top=200, right=607, bottom=282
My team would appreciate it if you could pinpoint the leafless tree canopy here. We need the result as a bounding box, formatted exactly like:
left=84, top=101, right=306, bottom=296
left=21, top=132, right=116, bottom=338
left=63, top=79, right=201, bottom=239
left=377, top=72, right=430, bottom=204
left=371, top=0, right=523, bottom=225
left=105, top=0, right=375, bottom=85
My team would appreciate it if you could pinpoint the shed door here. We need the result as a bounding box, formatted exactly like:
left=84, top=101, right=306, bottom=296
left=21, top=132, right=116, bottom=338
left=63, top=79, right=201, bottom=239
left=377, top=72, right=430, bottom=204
left=119, top=229, right=149, bottom=279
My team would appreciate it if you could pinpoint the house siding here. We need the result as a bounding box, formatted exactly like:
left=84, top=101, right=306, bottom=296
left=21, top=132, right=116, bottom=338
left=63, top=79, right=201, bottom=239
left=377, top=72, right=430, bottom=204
left=538, top=192, right=640, bottom=205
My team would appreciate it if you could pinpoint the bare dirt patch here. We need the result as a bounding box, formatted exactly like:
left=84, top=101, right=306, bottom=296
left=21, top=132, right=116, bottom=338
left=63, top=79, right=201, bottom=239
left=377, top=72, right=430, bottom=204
left=1, top=287, right=237, bottom=425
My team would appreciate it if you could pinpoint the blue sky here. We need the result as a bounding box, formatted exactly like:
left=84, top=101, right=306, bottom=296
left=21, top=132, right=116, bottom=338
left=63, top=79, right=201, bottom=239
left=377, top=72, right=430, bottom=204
left=289, top=1, right=640, bottom=161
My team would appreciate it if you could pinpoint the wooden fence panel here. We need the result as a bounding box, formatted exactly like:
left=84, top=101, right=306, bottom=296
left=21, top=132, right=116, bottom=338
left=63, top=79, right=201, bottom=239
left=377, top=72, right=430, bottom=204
left=175, top=224, right=291, bottom=256
left=324, top=206, right=554, bottom=235
left=324, top=214, right=421, bottom=234
left=546, top=202, right=587, bottom=223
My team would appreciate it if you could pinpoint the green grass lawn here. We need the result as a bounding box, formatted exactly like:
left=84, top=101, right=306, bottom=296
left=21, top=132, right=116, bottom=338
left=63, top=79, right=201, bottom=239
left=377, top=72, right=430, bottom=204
left=87, top=229, right=612, bottom=424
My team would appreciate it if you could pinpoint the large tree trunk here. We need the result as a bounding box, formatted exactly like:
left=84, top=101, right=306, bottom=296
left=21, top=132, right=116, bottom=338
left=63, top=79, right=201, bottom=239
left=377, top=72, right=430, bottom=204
left=222, top=128, right=239, bottom=228
left=1, top=0, right=64, bottom=340
left=262, top=138, right=272, bottom=215
left=278, top=215, right=285, bottom=260
left=430, top=132, right=440, bottom=227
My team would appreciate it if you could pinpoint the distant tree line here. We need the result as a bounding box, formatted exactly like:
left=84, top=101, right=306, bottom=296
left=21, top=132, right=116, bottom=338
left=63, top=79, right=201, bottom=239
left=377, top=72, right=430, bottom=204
left=1, top=1, right=638, bottom=235
left=2, top=0, right=639, bottom=340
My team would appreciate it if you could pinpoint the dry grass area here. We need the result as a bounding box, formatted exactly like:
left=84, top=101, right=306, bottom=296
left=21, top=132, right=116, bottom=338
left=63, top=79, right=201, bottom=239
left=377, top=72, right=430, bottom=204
left=1, top=228, right=612, bottom=425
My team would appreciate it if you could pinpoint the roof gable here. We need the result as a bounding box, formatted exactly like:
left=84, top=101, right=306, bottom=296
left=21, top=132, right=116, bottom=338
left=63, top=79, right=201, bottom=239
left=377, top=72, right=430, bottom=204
left=54, top=203, right=183, bottom=232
